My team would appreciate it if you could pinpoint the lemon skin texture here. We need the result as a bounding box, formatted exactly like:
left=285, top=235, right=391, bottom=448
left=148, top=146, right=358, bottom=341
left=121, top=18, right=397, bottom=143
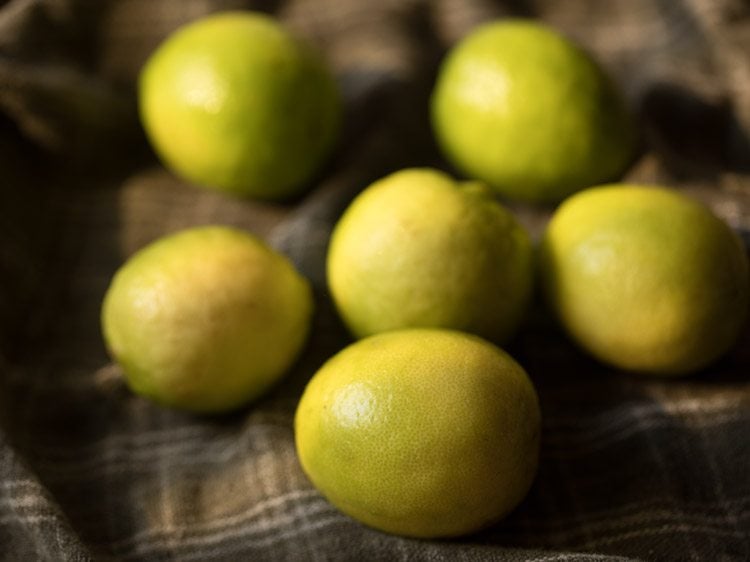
left=101, top=226, right=314, bottom=413
left=327, top=168, right=533, bottom=345
left=295, top=329, right=541, bottom=538
left=139, top=12, right=341, bottom=200
left=539, top=185, right=749, bottom=375
left=431, top=20, right=635, bottom=203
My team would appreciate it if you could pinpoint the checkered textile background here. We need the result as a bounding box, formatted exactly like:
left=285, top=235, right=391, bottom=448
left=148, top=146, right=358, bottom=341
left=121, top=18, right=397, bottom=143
left=1, top=0, right=749, bottom=560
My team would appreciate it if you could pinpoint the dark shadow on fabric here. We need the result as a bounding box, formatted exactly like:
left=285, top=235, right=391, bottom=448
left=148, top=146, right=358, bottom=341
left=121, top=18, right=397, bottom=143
left=0, top=0, right=149, bottom=174
left=0, top=115, right=57, bottom=364
left=500, top=0, right=538, bottom=18
left=640, top=83, right=750, bottom=179
left=244, top=0, right=285, bottom=15
left=338, top=0, right=449, bottom=183
left=3, top=0, right=108, bottom=70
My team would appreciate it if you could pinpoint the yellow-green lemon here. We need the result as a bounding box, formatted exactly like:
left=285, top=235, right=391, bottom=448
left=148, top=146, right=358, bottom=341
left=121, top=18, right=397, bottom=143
left=539, top=185, right=749, bottom=375
left=101, top=226, right=313, bottom=412
left=431, top=19, right=635, bottom=203
left=295, top=329, right=541, bottom=538
left=139, top=11, right=341, bottom=200
left=327, top=168, right=533, bottom=345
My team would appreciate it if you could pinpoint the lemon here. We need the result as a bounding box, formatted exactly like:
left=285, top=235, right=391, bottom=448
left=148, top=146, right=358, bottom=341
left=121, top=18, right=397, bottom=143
left=101, top=226, right=313, bottom=412
left=295, top=329, right=540, bottom=538
left=431, top=19, right=635, bottom=203
left=139, top=11, right=341, bottom=200
left=539, top=185, right=749, bottom=375
left=327, top=168, right=533, bottom=345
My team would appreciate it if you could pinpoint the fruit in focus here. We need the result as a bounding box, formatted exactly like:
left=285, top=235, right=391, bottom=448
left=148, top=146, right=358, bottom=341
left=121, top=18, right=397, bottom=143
left=431, top=19, right=635, bottom=203
left=327, top=167, right=533, bottom=345
left=101, top=226, right=313, bottom=412
left=295, top=328, right=541, bottom=538
left=139, top=11, right=341, bottom=200
left=539, top=185, right=749, bottom=375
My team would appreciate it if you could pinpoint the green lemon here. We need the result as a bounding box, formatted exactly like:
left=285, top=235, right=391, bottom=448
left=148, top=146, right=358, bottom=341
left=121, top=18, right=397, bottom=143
left=431, top=19, right=635, bottom=203
left=327, top=168, right=533, bottom=345
left=539, top=185, right=749, bottom=375
left=295, top=329, right=541, bottom=538
left=101, top=226, right=313, bottom=412
left=139, top=11, right=341, bottom=200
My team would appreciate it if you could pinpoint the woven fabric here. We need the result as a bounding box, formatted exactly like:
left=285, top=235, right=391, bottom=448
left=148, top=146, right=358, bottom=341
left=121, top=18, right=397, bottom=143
left=1, top=0, right=750, bottom=560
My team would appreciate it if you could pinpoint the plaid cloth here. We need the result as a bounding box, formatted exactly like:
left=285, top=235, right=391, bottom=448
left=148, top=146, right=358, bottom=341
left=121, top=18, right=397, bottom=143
left=1, top=0, right=750, bottom=560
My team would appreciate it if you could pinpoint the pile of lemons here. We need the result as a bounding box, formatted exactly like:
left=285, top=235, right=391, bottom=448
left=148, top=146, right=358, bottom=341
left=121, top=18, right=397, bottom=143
left=101, top=12, right=749, bottom=539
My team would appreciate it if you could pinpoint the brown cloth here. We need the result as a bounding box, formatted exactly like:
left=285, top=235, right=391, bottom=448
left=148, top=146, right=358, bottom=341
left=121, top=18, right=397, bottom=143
left=1, top=0, right=750, bottom=560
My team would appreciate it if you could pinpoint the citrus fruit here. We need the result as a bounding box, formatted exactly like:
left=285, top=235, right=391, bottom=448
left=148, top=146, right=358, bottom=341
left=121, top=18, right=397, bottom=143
left=326, top=168, right=533, bottom=344
left=139, top=11, right=341, bottom=200
left=295, top=328, right=541, bottom=538
left=431, top=19, right=636, bottom=203
left=101, top=226, right=313, bottom=412
left=539, top=185, right=749, bottom=375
